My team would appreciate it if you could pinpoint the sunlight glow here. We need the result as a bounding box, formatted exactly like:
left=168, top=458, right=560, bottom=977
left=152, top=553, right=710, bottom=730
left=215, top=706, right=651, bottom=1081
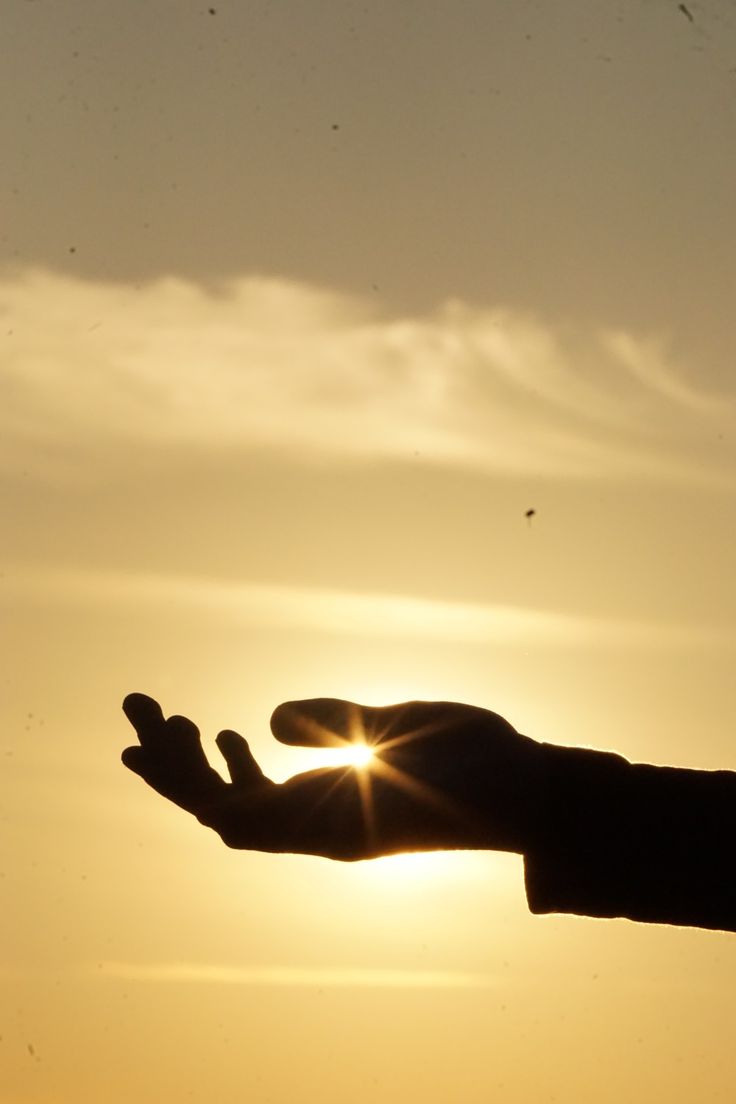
left=366, top=851, right=466, bottom=881
left=317, top=741, right=375, bottom=770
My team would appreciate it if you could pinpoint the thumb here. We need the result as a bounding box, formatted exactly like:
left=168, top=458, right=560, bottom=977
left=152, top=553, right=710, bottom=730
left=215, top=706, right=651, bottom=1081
left=216, top=729, right=267, bottom=786
left=270, top=698, right=372, bottom=748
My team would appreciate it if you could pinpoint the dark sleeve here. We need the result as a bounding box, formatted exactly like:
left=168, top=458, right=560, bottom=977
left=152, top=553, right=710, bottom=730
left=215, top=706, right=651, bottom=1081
left=523, top=743, right=736, bottom=932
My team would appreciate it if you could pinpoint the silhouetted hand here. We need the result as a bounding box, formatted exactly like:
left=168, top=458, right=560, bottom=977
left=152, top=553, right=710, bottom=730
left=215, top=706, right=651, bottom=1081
left=122, top=693, right=544, bottom=860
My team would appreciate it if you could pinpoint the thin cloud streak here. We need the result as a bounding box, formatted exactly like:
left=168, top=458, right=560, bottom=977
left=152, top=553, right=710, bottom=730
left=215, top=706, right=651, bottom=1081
left=5, top=564, right=728, bottom=648
left=1, top=268, right=733, bottom=486
left=94, top=960, right=497, bottom=989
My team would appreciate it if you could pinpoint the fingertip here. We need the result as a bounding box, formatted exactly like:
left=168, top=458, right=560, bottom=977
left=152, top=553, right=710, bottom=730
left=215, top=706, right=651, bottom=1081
left=122, top=691, right=150, bottom=712
left=270, top=700, right=308, bottom=745
left=122, top=692, right=163, bottom=723
left=121, top=745, right=144, bottom=773
left=215, top=728, right=244, bottom=752
left=270, top=698, right=355, bottom=747
left=166, top=714, right=200, bottom=738
left=216, top=728, right=265, bottom=784
left=269, top=701, right=294, bottom=739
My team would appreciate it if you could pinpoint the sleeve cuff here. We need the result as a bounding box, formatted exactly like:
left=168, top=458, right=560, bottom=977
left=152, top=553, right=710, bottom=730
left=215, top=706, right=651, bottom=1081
left=523, top=743, right=736, bottom=931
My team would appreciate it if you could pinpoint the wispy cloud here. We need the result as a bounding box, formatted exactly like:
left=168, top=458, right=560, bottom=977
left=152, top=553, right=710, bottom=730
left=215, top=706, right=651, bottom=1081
left=93, top=960, right=497, bottom=989
left=6, top=564, right=725, bottom=648
left=1, top=267, right=732, bottom=485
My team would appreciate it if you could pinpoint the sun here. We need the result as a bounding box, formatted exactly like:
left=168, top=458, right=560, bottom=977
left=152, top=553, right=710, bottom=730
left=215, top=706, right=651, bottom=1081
left=272, top=681, right=483, bottom=880
left=278, top=679, right=436, bottom=777
left=320, top=740, right=375, bottom=770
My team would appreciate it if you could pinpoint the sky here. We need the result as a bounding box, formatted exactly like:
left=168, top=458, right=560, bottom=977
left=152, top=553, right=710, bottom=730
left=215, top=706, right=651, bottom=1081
left=2, top=1, right=736, bottom=1102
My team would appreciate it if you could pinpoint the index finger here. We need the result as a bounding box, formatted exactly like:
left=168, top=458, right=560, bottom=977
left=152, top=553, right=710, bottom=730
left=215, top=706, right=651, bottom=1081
left=122, top=692, right=167, bottom=746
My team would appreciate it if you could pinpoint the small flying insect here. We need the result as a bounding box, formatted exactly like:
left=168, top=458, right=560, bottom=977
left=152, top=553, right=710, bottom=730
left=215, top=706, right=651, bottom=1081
left=678, top=3, right=694, bottom=23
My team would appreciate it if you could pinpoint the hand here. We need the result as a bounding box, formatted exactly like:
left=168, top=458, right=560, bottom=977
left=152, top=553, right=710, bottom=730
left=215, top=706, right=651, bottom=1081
left=121, top=693, right=544, bottom=860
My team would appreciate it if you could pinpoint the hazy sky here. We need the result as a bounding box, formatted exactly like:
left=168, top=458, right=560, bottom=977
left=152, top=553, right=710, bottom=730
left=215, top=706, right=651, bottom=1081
left=3, top=2, right=736, bottom=1103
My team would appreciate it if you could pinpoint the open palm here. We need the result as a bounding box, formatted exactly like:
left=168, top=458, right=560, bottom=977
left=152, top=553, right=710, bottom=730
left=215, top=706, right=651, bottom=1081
left=122, top=693, right=543, bottom=859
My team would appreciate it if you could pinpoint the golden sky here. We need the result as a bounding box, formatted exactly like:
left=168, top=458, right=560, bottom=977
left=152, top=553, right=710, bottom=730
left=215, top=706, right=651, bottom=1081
left=3, top=2, right=736, bottom=1102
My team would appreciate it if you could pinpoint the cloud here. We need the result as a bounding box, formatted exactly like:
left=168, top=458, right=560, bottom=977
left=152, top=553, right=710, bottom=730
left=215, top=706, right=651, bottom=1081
left=6, top=563, right=725, bottom=648
left=93, top=960, right=496, bottom=989
left=0, top=266, right=732, bottom=485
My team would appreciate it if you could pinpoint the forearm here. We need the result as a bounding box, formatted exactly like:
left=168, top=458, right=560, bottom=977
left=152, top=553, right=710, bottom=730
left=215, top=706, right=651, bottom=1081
left=524, top=743, right=736, bottom=932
